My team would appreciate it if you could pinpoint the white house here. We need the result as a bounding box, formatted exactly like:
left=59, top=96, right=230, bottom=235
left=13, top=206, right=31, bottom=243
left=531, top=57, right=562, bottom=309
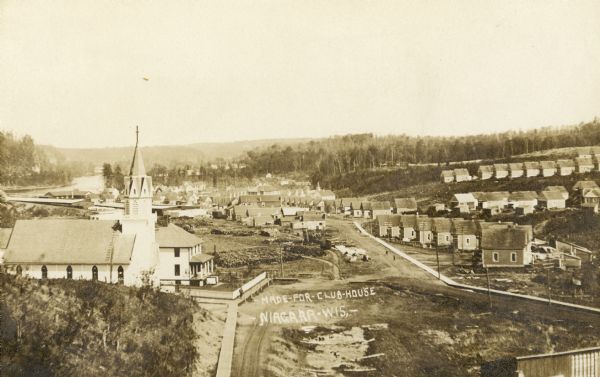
left=540, top=161, right=557, bottom=177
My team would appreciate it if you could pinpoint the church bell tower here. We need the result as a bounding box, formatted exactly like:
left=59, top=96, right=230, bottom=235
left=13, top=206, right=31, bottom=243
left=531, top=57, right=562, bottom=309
left=121, top=127, right=159, bottom=285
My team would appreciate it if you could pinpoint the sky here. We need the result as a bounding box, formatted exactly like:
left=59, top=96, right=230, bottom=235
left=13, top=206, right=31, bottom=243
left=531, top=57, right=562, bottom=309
left=1, top=0, right=599, bottom=148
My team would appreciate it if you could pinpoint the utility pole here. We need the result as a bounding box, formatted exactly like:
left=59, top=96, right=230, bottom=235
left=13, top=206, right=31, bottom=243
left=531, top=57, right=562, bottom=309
left=280, top=247, right=284, bottom=278
left=546, top=267, right=552, bottom=306
left=436, top=248, right=441, bottom=279
left=485, top=267, right=492, bottom=309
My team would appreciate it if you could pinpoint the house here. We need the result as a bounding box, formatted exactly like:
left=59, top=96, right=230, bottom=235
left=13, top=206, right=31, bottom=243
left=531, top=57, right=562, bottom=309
left=481, top=225, right=533, bottom=268
left=360, top=202, right=372, bottom=218
left=582, top=188, right=600, bottom=205
left=508, top=162, right=524, bottom=178
left=370, top=201, right=392, bottom=219
left=573, top=180, right=599, bottom=193
left=238, top=194, right=261, bottom=205
left=399, top=215, right=418, bottom=242
left=451, top=219, right=479, bottom=251
left=540, top=160, right=557, bottom=177
left=493, top=163, right=509, bottom=179
left=554, top=240, right=594, bottom=263
left=156, top=223, right=212, bottom=289
left=477, top=165, right=494, bottom=180
left=431, top=217, right=453, bottom=247
left=375, top=214, right=402, bottom=238
left=319, top=190, right=336, bottom=201
left=415, top=216, right=433, bottom=246
left=479, top=191, right=509, bottom=210
left=481, top=346, right=600, bottom=377
left=393, top=197, right=418, bottom=214
left=253, top=215, right=276, bottom=227
left=451, top=193, right=478, bottom=213
left=544, top=185, right=569, bottom=200
left=339, top=198, right=360, bottom=215
left=575, top=157, right=594, bottom=174
left=350, top=200, right=363, bottom=217
left=556, top=159, right=576, bottom=176
left=523, top=161, right=540, bottom=177
left=453, top=168, right=471, bottom=182
left=509, top=191, right=538, bottom=209
left=538, top=191, right=566, bottom=209
left=292, top=213, right=326, bottom=231
left=440, top=170, right=454, bottom=183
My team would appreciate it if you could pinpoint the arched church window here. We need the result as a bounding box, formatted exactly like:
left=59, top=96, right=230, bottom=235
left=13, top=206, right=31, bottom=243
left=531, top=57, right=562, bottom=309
left=16, top=265, right=22, bottom=276
left=92, top=265, right=98, bottom=281
left=66, top=265, right=73, bottom=279
left=117, top=266, right=124, bottom=284
left=41, top=265, right=48, bottom=279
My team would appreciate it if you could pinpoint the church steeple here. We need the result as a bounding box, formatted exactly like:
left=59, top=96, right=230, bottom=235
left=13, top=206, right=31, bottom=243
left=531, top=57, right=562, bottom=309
left=124, top=127, right=153, bottom=218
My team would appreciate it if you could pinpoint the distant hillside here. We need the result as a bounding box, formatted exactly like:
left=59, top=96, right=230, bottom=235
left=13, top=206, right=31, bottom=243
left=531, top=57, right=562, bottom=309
left=0, top=274, right=224, bottom=377
left=41, top=138, right=313, bottom=167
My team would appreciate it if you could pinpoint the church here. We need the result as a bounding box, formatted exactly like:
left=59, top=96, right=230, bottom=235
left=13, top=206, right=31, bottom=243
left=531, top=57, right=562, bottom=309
left=1, top=130, right=214, bottom=288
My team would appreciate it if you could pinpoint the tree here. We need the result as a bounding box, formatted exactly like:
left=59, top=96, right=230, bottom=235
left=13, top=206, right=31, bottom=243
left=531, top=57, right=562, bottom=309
left=102, top=163, right=113, bottom=187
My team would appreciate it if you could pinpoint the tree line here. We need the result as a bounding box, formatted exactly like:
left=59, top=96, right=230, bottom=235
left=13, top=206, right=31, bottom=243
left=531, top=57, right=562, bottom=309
left=0, top=131, right=74, bottom=187
left=235, top=118, right=600, bottom=180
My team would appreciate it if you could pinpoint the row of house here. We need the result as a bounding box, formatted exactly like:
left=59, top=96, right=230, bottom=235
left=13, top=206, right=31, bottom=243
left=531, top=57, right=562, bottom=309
left=374, top=215, right=536, bottom=268
left=337, top=197, right=418, bottom=218
left=441, top=154, right=600, bottom=183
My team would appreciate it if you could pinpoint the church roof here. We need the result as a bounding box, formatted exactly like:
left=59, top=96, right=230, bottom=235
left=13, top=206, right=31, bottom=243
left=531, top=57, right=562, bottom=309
left=155, top=223, right=202, bottom=248
left=3, top=220, right=134, bottom=265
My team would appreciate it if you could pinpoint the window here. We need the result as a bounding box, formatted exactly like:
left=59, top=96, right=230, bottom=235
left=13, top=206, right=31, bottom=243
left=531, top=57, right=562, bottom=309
left=511, top=253, right=517, bottom=263
left=174, top=264, right=180, bottom=276
left=445, top=235, right=450, bottom=241
left=117, top=266, right=124, bottom=284
left=41, top=265, right=48, bottom=279
left=92, top=266, right=98, bottom=281
left=492, top=252, right=499, bottom=262
left=174, top=248, right=180, bottom=257
left=16, top=265, right=22, bottom=276
left=66, top=265, right=73, bottom=279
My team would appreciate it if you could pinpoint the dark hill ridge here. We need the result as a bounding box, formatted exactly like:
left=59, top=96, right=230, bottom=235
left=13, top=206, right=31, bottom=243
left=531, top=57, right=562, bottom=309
left=0, top=273, right=223, bottom=377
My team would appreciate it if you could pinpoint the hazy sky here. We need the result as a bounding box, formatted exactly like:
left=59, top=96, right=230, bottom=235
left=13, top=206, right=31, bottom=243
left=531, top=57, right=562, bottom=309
left=1, top=0, right=599, bottom=148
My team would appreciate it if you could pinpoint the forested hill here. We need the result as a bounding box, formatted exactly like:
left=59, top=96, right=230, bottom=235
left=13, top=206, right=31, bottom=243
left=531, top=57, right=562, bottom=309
left=237, top=118, right=600, bottom=179
left=0, top=132, right=78, bottom=188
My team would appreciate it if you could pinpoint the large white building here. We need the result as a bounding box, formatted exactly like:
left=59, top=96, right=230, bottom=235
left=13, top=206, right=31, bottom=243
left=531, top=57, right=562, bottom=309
left=1, top=130, right=214, bottom=288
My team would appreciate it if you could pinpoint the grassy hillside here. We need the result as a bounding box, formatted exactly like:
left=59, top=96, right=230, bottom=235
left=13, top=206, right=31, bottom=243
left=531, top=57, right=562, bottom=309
left=0, top=273, right=223, bottom=377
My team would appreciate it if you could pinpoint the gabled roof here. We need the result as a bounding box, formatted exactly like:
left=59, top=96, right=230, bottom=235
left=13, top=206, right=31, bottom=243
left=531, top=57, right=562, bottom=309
left=415, top=216, right=432, bottom=231
left=453, top=168, right=469, bottom=176
left=393, top=198, right=417, bottom=210
left=509, top=191, right=538, bottom=201
left=453, top=193, right=477, bottom=203
left=545, top=185, right=568, bottom=193
left=400, top=215, right=417, bottom=228
left=4, top=220, right=134, bottom=264
left=539, top=191, right=565, bottom=201
left=441, top=170, right=454, bottom=177
left=573, top=180, right=599, bottom=190
left=431, top=217, right=452, bottom=233
left=540, top=160, right=556, bottom=169
left=523, top=161, right=540, bottom=169
left=583, top=188, right=600, bottom=198
left=481, top=226, right=531, bottom=250
left=575, top=157, right=593, bottom=165
left=376, top=214, right=402, bottom=227
left=478, top=165, right=493, bottom=173
left=371, top=201, right=391, bottom=210
left=340, top=197, right=360, bottom=206
left=556, top=159, right=575, bottom=168
left=360, top=202, right=372, bottom=211
left=451, top=219, right=479, bottom=234
left=493, top=163, right=509, bottom=171
left=484, top=192, right=510, bottom=201
left=509, top=162, right=524, bottom=170
left=156, top=223, right=202, bottom=248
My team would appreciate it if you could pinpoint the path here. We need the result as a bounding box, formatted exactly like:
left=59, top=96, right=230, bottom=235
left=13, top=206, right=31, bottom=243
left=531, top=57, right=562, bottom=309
left=300, top=254, right=340, bottom=280
left=215, top=304, right=238, bottom=377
